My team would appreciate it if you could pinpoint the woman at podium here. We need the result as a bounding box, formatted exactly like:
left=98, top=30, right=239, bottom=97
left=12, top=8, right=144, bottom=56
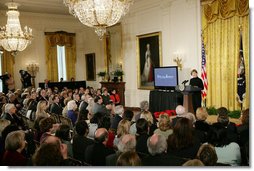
left=190, top=69, right=204, bottom=114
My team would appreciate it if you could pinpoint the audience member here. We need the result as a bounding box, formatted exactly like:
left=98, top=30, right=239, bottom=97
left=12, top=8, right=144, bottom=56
left=195, top=107, right=210, bottom=133
left=116, top=151, right=141, bottom=166
left=101, top=88, right=111, bottom=105
left=207, top=124, right=241, bottom=166
left=1, top=103, right=25, bottom=129
left=66, top=100, right=78, bottom=126
left=213, top=107, right=238, bottom=143
left=98, top=115, right=115, bottom=149
left=2, top=130, right=27, bottom=166
left=49, top=94, right=63, bottom=115
left=135, top=100, right=149, bottom=122
left=85, top=128, right=115, bottom=166
left=87, top=112, right=104, bottom=140
left=1, top=125, right=20, bottom=157
left=35, top=100, right=50, bottom=119
left=167, top=118, right=201, bottom=159
left=143, top=134, right=186, bottom=166
left=55, top=124, right=73, bottom=158
left=182, top=159, right=204, bottom=166
left=0, top=119, right=11, bottom=136
left=73, top=93, right=81, bottom=108
left=182, top=112, right=196, bottom=125
left=111, top=105, right=124, bottom=131
left=140, top=111, right=157, bottom=135
left=154, top=113, right=173, bottom=140
left=78, top=94, right=90, bottom=120
left=39, top=117, right=59, bottom=143
left=196, top=143, right=218, bottom=166
left=92, top=95, right=108, bottom=115
left=135, top=118, right=150, bottom=156
left=32, top=136, right=67, bottom=166
left=171, top=105, right=186, bottom=127
left=62, top=97, right=72, bottom=117
left=123, top=110, right=134, bottom=122
left=110, top=89, right=120, bottom=105
left=113, top=119, right=131, bottom=147
left=106, top=134, right=136, bottom=166
left=73, top=120, right=94, bottom=162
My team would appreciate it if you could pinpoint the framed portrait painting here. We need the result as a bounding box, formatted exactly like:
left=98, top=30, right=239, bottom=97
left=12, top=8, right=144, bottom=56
left=137, top=32, right=162, bottom=89
left=85, top=53, right=96, bottom=81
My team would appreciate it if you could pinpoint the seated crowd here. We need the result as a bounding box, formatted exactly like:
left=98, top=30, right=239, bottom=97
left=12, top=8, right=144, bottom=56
left=0, top=86, right=249, bottom=166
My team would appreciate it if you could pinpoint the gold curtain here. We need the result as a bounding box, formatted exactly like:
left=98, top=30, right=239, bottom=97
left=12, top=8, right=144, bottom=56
left=2, top=50, right=15, bottom=77
left=45, top=31, right=76, bottom=82
left=201, top=0, right=249, bottom=111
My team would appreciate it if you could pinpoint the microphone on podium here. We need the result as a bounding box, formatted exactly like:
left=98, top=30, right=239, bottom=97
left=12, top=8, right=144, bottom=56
left=182, top=80, right=189, bottom=85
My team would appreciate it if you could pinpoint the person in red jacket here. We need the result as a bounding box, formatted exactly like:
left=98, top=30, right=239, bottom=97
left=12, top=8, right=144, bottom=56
left=110, top=89, right=120, bottom=106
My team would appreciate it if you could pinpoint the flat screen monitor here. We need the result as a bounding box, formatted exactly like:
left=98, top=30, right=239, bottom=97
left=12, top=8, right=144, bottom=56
left=153, top=66, right=178, bottom=90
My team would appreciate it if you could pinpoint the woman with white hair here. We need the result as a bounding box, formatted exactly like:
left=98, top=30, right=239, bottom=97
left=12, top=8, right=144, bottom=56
left=1, top=103, right=25, bottom=129
left=171, top=105, right=186, bottom=127
left=67, top=100, right=78, bottom=125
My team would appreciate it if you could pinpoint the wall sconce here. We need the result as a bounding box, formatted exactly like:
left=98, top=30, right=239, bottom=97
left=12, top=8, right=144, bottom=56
left=117, top=62, right=123, bottom=70
left=27, top=63, right=39, bottom=77
left=173, top=52, right=183, bottom=70
left=27, top=63, right=39, bottom=88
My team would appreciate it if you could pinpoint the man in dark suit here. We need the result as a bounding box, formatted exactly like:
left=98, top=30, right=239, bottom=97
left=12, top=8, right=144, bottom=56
left=92, top=95, right=109, bottom=116
left=1, top=103, right=25, bottom=130
left=142, top=134, right=187, bottom=166
left=49, top=94, right=63, bottom=115
left=110, top=105, right=124, bottom=132
left=85, top=128, right=115, bottom=166
left=72, top=121, right=94, bottom=163
left=78, top=94, right=90, bottom=120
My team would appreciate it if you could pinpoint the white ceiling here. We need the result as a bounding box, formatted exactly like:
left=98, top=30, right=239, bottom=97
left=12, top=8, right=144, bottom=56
left=0, top=0, right=70, bottom=15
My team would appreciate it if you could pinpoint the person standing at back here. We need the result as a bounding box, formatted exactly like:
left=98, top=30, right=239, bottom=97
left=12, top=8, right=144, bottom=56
left=189, top=69, right=204, bottom=114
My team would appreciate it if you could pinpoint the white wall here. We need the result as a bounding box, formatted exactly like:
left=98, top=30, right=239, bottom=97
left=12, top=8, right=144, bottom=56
left=0, top=0, right=202, bottom=108
left=122, top=0, right=202, bottom=107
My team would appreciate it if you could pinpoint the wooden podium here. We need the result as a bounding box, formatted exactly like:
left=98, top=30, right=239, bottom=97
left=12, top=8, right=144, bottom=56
left=176, top=85, right=202, bottom=113
left=100, top=82, right=126, bottom=106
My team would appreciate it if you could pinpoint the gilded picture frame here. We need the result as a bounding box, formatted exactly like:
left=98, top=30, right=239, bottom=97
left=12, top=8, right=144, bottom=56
left=137, top=32, right=162, bottom=89
left=85, top=53, right=96, bottom=81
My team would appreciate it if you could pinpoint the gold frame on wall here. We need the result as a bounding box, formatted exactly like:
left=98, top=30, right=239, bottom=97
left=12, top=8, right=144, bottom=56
left=136, top=32, right=162, bottom=90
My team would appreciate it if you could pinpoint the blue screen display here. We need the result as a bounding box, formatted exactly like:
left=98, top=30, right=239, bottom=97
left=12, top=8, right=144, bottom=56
left=154, top=67, right=178, bottom=88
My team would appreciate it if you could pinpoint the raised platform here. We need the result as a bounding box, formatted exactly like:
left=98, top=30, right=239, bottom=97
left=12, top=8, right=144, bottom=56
left=39, top=80, right=86, bottom=90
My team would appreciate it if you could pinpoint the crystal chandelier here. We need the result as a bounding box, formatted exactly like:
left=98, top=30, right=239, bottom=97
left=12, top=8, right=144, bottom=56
left=0, top=2, right=33, bottom=53
left=63, top=0, right=134, bottom=39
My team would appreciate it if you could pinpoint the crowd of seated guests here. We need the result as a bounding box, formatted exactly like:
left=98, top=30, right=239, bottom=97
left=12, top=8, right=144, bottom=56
left=0, top=85, right=249, bottom=166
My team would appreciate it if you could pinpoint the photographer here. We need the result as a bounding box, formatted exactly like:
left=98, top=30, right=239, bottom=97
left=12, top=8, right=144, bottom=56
left=19, top=70, right=32, bottom=89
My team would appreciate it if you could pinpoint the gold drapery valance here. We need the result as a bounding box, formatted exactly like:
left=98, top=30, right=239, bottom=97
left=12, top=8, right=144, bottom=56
left=45, top=31, right=76, bottom=82
left=203, top=0, right=249, bottom=24
left=45, top=31, right=75, bottom=47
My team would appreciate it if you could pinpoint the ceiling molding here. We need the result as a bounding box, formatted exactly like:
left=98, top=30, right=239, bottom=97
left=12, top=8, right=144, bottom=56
left=0, top=0, right=70, bottom=15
